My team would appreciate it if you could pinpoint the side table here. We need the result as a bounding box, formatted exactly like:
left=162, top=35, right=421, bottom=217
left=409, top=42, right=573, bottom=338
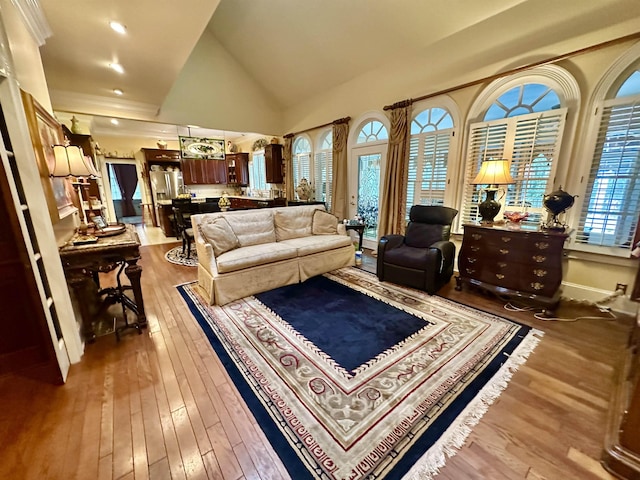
left=345, top=223, right=365, bottom=250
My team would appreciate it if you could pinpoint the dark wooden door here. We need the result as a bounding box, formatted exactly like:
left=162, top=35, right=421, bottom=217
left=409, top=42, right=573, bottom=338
left=265, top=144, right=283, bottom=183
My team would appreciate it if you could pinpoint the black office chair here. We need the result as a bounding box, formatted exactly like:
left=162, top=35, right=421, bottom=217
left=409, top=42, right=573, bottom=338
left=377, top=205, right=458, bottom=294
left=173, top=207, right=195, bottom=258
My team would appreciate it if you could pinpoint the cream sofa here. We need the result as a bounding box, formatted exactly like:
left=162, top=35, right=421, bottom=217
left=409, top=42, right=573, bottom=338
left=191, top=204, right=355, bottom=305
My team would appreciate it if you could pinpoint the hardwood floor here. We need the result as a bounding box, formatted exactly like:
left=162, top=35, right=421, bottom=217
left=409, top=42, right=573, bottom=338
left=0, top=243, right=633, bottom=480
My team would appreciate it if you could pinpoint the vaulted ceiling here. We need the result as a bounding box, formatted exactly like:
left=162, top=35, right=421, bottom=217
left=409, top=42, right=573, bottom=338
left=38, top=0, right=640, bottom=136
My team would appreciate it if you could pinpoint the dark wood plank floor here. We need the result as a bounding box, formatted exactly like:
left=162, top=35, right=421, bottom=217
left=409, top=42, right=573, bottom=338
left=0, top=244, right=632, bottom=479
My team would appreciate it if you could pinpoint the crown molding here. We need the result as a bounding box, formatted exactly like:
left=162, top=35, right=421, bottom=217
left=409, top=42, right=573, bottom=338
left=49, top=89, right=160, bottom=121
left=11, top=0, right=52, bottom=46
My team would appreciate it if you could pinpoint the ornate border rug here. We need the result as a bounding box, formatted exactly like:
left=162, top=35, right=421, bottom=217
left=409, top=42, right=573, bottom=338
left=164, top=246, right=198, bottom=267
left=177, top=268, right=542, bottom=479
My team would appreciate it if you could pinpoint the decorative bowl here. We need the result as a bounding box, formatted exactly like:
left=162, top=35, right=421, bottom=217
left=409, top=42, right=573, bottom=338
left=504, top=211, right=529, bottom=223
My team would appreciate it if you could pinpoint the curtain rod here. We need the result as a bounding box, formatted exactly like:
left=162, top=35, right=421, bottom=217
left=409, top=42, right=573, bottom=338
left=383, top=30, right=640, bottom=110
left=284, top=116, right=351, bottom=138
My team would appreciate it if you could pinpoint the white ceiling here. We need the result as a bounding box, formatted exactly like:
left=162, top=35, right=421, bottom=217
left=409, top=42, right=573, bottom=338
left=38, top=0, right=640, bottom=138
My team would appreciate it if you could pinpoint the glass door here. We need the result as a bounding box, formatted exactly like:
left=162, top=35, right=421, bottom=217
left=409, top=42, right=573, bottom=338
left=349, top=145, right=386, bottom=250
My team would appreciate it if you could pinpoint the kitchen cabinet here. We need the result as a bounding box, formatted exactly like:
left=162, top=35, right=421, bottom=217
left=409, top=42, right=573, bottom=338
left=265, top=144, right=283, bottom=184
left=182, top=158, right=227, bottom=185
left=226, top=153, right=249, bottom=185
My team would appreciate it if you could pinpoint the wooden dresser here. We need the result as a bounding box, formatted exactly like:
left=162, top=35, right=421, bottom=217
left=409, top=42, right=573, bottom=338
left=456, top=223, right=569, bottom=313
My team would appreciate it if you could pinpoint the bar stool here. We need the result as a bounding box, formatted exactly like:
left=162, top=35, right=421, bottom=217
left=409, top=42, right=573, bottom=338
left=140, top=203, right=153, bottom=226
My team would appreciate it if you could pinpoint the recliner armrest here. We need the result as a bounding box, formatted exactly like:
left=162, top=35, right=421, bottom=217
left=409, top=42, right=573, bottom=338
left=429, top=240, right=455, bottom=273
left=378, top=234, right=405, bottom=279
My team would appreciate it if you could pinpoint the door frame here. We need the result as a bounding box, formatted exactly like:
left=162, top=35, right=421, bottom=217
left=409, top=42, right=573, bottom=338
left=101, top=157, right=144, bottom=223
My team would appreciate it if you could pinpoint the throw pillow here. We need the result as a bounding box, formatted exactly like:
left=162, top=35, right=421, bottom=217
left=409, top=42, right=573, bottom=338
left=312, top=209, right=338, bottom=235
left=200, top=217, right=240, bottom=257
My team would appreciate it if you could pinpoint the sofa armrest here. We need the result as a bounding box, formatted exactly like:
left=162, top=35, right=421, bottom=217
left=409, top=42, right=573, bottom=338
left=195, top=235, right=219, bottom=276
left=337, top=223, right=347, bottom=235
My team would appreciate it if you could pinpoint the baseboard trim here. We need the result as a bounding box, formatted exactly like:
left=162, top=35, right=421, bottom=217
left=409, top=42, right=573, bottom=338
left=560, top=281, right=636, bottom=316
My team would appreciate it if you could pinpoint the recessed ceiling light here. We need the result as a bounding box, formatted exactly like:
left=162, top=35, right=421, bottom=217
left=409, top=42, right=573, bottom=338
left=109, top=21, right=127, bottom=34
left=109, top=63, right=124, bottom=74
left=113, top=88, right=124, bottom=96
left=110, top=119, right=119, bottom=125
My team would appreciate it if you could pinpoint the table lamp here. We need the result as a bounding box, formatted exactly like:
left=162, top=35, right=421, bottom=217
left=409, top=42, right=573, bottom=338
left=52, top=144, right=100, bottom=234
left=471, top=159, right=515, bottom=224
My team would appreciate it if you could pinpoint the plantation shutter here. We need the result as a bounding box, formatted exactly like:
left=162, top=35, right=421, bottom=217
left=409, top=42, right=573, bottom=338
left=575, top=99, right=640, bottom=249
left=405, top=131, right=451, bottom=219
left=293, top=152, right=311, bottom=188
left=459, top=109, right=567, bottom=229
left=314, top=150, right=333, bottom=207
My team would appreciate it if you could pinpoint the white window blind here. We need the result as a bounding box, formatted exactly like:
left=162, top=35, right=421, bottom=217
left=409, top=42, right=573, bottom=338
left=460, top=109, right=567, bottom=228
left=314, top=150, right=332, bottom=208
left=406, top=131, right=450, bottom=218
left=293, top=152, right=311, bottom=189
left=575, top=99, right=640, bottom=249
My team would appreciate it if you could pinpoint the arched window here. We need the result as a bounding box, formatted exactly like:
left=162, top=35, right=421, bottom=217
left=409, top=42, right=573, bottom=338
left=356, top=120, right=388, bottom=143
left=292, top=136, right=312, bottom=197
left=575, top=61, right=640, bottom=251
left=406, top=107, right=454, bottom=217
left=460, top=67, right=577, bottom=228
left=315, top=130, right=332, bottom=209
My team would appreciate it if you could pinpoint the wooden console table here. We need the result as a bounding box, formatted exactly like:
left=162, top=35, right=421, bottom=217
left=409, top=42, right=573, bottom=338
left=59, top=224, right=146, bottom=342
left=456, top=223, right=569, bottom=314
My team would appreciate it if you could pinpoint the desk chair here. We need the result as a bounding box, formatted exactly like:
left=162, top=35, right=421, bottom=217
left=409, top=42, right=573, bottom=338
left=97, top=257, right=142, bottom=340
left=173, top=207, right=195, bottom=258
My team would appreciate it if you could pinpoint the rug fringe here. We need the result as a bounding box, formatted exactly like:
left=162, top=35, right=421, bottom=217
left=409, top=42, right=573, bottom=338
left=402, top=329, right=544, bottom=480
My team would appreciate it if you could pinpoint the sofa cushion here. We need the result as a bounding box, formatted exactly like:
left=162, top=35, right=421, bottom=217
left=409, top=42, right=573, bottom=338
left=225, top=211, right=276, bottom=247
left=312, top=209, right=338, bottom=235
left=216, top=243, right=298, bottom=274
left=279, top=234, right=353, bottom=256
left=199, top=217, right=239, bottom=257
left=274, top=208, right=316, bottom=241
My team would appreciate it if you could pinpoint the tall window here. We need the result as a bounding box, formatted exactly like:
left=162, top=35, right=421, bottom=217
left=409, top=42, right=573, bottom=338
left=315, top=130, right=332, bottom=209
left=461, top=83, right=567, bottom=226
left=406, top=107, right=453, bottom=218
left=250, top=150, right=267, bottom=190
left=575, top=66, right=640, bottom=250
left=292, top=136, right=312, bottom=197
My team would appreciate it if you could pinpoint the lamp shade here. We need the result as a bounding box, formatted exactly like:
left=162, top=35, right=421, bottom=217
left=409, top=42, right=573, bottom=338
left=471, top=159, right=514, bottom=186
left=52, top=145, right=98, bottom=178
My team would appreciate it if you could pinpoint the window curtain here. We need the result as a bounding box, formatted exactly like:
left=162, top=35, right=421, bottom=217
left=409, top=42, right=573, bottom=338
left=378, top=100, right=412, bottom=237
left=112, top=163, right=138, bottom=217
left=331, top=118, right=350, bottom=219
left=283, top=135, right=294, bottom=200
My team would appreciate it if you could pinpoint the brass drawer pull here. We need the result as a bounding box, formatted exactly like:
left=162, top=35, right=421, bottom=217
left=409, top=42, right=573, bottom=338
left=530, top=282, right=544, bottom=290
left=533, top=269, right=547, bottom=277
left=535, top=242, right=549, bottom=250
left=472, top=233, right=482, bottom=240
left=498, top=262, right=507, bottom=268
left=465, top=268, right=476, bottom=274
left=496, top=273, right=505, bottom=279
left=470, top=246, right=480, bottom=252
left=499, top=249, right=509, bottom=255
left=532, top=255, right=546, bottom=263
left=501, top=237, right=511, bottom=243
left=468, top=257, right=477, bottom=263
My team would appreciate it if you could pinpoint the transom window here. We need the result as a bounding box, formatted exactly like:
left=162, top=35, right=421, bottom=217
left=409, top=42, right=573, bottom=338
left=356, top=120, right=388, bottom=143
left=406, top=107, right=454, bottom=217
left=314, top=130, right=333, bottom=209
left=484, top=83, right=561, bottom=121
left=575, top=65, right=640, bottom=251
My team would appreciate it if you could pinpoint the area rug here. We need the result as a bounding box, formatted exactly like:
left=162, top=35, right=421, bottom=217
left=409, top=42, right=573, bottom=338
left=177, top=267, right=543, bottom=479
left=164, top=245, right=198, bottom=267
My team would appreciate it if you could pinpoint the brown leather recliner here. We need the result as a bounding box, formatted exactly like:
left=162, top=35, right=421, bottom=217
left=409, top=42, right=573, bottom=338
left=377, top=205, right=458, bottom=294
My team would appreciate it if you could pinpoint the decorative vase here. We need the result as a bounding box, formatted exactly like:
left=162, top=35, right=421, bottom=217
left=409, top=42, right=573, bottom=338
left=296, top=178, right=312, bottom=202
left=543, top=186, right=577, bottom=231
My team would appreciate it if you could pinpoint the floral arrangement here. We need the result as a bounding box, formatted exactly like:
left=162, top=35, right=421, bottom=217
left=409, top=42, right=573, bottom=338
left=218, top=193, right=230, bottom=210
left=252, top=138, right=269, bottom=151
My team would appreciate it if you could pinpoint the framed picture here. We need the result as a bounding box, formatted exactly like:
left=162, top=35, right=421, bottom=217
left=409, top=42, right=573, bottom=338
left=21, top=90, right=75, bottom=221
left=179, top=136, right=225, bottom=160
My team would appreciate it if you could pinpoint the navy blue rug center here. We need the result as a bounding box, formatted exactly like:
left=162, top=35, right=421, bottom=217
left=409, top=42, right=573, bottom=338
left=254, top=275, right=430, bottom=372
